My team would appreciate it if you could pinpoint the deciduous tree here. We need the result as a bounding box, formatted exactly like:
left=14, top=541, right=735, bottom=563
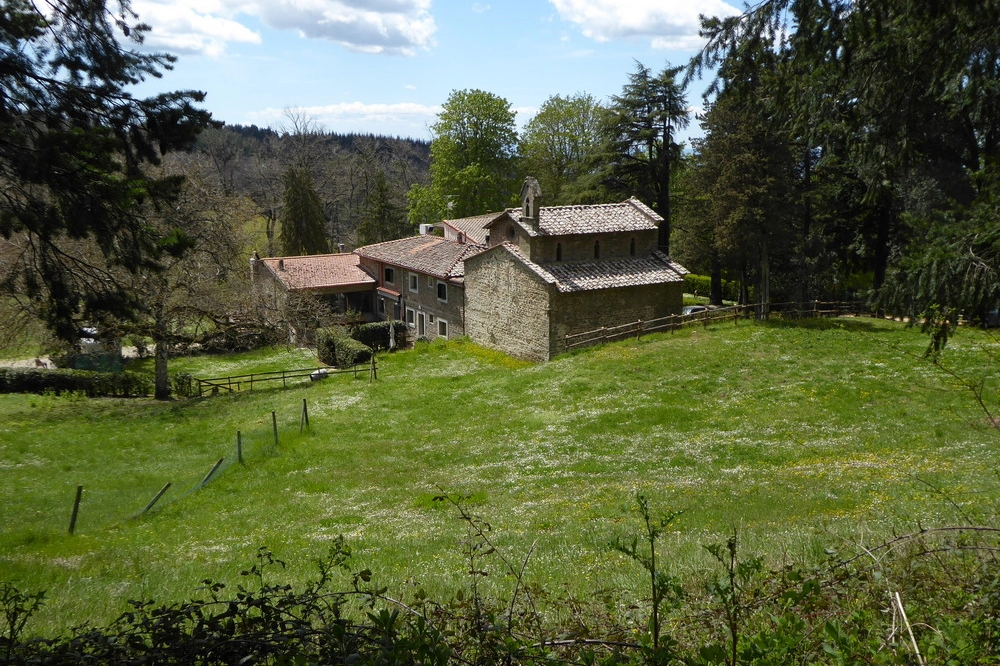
left=519, top=93, right=605, bottom=205
left=408, top=89, right=519, bottom=222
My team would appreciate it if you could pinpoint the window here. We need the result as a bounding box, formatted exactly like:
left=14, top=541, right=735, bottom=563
left=408, top=273, right=418, bottom=293
left=630, top=237, right=636, bottom=256
left=405, top=307, right=415, bottom=327
left=438, top=319, right=448, bottom=338
left=378, top=298, right=385, bottom=314
left=384, top=267, right=395, bottom=284
left=437, top=281, right=448, bottom=302
left=594, top=240, right=601, bottom=259
left=556, top=243, right=562, bottom=262
left=427, top=275, right=434, bottom=287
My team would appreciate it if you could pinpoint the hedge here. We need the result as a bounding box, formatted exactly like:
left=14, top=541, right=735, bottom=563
left=352, top=320, right=408, bottom=352
left=316, top=327, right=373, bottom=367
left=0, top=368, right=153, bottom=397
left=683, top=273, right=746, bottom=303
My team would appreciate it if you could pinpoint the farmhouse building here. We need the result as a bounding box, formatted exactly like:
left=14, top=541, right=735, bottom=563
left=252, top=178, right=688, bottom=360
left=250, top=252, right=376, bottom=339
left=354, top=234, right=484, bottom=340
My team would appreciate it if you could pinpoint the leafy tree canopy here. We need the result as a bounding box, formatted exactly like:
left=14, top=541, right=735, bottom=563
left=0, top=0, right=212, bottom=341
left=408, top=89, right=519, bottom=222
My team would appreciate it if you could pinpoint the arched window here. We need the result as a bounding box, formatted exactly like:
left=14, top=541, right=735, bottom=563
left=556, top=243, right=562, bottom=261
left=594, top=240, right=600, bottom=259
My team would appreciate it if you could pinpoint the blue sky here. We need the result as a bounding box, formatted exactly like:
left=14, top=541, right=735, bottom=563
left=131, top=0, right=742, bottom=145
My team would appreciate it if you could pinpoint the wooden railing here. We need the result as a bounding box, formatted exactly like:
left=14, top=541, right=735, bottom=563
left=562, top=301, right=874, bottom=353
left=195, top=360, right=375, bottom=397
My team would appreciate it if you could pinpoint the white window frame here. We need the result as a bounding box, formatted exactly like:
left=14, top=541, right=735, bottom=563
left=436, top=280, right=448, bottom=303
left=438, top=319, right=448, bottom=339
left=405, top=307, right=415, bottom=328
left=408, top=272, right=419, bottom=293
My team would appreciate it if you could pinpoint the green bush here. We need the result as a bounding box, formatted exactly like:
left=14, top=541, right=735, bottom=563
left=316, top=326, right=372, bottom=367
left=334, top=337, right=373, bottom=367
left=0, top=368, right=152, bottom=397
left=684, top=273, right=745, bottom=303
left=353, top=320, right=408, bottom=351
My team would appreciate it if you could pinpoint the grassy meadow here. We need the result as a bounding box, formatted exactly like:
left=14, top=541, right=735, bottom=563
left=2, top=317, right=999, bottom=636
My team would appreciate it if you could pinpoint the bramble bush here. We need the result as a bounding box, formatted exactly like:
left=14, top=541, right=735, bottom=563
left=3, top=497, right=998, bottom=665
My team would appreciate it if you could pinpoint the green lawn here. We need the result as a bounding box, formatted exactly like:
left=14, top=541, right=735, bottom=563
left=2, top=318, right=998, bottom=635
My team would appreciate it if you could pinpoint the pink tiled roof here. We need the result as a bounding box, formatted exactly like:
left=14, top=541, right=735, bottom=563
left=260, top=253, right=375, bottom=291
left=492, top=243, right=686, bottom=293
left=442, top=212, right=505, bottom=245
left=498, top=197, right=662, bottom=236
left=355, top=235, right=486, bottom=279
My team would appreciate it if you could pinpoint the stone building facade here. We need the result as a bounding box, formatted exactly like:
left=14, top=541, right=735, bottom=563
left=462, top=179, right=687, bottom=361
left=354, top=234, right=483, bottom=341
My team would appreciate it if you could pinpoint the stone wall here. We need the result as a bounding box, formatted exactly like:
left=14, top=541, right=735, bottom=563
left=464, top=247, right=552, bottom=361
left=398, top=269, right=466, bottom=340
left=548, top=282, right=683, bottom=356
left=531, top=231, right=659, bottom=263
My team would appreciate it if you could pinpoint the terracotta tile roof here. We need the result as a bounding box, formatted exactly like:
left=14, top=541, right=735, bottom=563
left=260, top=253, right=375, bottom=291
left=355, top=235, right=486, bottom=279
left=442, top=212, right=504, bottom=245
left=499, top=197, right=662, bottom=236
left=494, top=243, right=686, bottom=293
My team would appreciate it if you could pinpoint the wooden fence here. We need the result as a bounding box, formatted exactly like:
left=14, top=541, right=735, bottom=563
left=195, top=358, right=376, bottom=397
left=562, top=301, right=874, bottom=353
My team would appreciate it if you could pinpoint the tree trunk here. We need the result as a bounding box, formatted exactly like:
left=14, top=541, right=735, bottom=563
left=710, top=251, right=724, bottom=305
left=153, top=329, right=171, bottom=400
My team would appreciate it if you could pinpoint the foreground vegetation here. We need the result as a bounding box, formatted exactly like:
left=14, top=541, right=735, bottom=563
left=1, top=319, right=998, bottom=662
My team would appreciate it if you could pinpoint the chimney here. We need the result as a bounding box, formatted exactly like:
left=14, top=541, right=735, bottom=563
left=278, top=259, right=285, bottom=271
left=338, top=243, right=345, bottom=253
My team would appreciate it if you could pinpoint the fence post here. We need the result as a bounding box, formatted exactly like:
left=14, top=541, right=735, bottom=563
left=141, top=483, right=172, bottom=515
left=237, top=430, right=243, bottom=464
left=636, top=319, right=643, bottom=340
left=300, top=398, right=309, bottom=433
left=272, top=411, right=279, bottom=446
left=69, top=485, right=83, bottom=535
left=200, top=458, right=225, bottom=488
left=370, top=356, right=377, bottom=382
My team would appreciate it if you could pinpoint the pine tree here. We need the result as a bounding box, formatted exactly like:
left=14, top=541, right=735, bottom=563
left=279, top=168, right=329, bottom=256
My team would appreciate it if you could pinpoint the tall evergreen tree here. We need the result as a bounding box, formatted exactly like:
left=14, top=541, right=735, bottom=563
left=0, top=0, right=211, bottom=341
left=601, top=62, right=689, bottom=255
left=356, top=171, right=410, bottom=245
left=279, top=167, right=329, bottom=256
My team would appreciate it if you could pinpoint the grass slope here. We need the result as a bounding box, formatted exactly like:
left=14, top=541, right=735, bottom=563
left=1, top=318, right=998, bottom=635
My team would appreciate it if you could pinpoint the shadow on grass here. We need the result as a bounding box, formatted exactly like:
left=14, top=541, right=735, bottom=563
left=759, top=316, right=899, bottom=334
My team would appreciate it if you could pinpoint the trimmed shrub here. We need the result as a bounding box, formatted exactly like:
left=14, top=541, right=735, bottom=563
left=316, top=326, right=372, bottom=367
left=0, top=368, right=153, bottom=397
left=335, top=337, right=373, bottom=367
left=353, top=320, right=408, bottom=351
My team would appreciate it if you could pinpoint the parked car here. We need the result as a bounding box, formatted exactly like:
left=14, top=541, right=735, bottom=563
left=681, top=305, right=709, bottom=316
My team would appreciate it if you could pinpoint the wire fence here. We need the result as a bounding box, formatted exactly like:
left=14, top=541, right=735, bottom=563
left=65, top=400, right=311, bottom=535
left=561, top=300, right=876, bottom=353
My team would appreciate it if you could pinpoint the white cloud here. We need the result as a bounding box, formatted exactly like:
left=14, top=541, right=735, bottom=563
left=133, top=0, right=436, bottom=57
left=548, top=0, right=740, bottom=50
left=249, top=101, right=441, bottom=132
